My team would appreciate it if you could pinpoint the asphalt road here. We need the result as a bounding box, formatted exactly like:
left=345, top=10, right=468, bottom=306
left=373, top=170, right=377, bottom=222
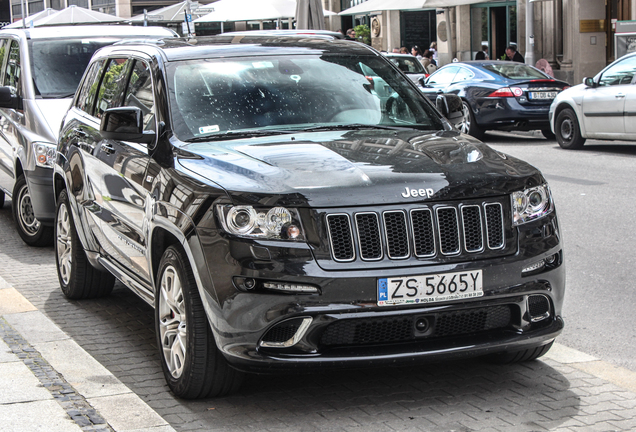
left=482, top=131, right=636, bottom=372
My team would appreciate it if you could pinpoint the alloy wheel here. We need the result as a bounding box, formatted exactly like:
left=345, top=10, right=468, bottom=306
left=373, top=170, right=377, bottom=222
left=16, top=184, right=40, bottom=235
left=158, top=265, right=187, bottom=379
left=459, top=102, right=471, bottom=134
left=56, top=202, right=72, bottom=286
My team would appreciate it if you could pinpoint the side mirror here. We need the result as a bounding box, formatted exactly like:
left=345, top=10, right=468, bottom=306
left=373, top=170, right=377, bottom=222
left=100, top=107, right=155, bottom=144
left=436, top=94, right=463, bottom=123
left=0, top=86, right=22, bottom=110
left=583, top=77, right=597, bottom=87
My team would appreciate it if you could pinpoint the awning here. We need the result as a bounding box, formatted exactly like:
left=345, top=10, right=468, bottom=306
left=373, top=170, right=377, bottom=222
left=339, top=0, right=493, bottom=16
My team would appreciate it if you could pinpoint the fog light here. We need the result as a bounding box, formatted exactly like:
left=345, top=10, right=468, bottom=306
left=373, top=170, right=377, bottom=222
left=522, top=260, right=545, bottom=275
left=545, top=254, right=557, bottom=265
left=244, top=278, right=256, bottom=290
left=263, top=282, right=319, bottom=293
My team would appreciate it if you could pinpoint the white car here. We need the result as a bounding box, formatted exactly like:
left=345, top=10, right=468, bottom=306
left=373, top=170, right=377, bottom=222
left=550, top=51, right=636, bottom=149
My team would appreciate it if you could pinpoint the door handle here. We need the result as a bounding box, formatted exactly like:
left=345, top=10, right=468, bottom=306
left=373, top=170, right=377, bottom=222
left=100, top=143, right=115, bottom=154
left=615, top=93, right=626, bottom=98
left=73, top=128, right=88, bottom=138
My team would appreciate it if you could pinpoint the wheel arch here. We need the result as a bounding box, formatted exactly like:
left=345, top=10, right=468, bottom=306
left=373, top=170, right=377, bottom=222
left=553, top=101, right=586, bottom=138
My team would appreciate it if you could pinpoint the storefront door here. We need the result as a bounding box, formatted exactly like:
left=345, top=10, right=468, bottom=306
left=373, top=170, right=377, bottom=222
left=470, top=2, right=516, bottom=61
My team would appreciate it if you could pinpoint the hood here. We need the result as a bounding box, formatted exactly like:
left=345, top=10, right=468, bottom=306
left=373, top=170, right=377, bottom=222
left=178, top=130, right=545, bottom=208
left=31, top=98, right=73, bottom=142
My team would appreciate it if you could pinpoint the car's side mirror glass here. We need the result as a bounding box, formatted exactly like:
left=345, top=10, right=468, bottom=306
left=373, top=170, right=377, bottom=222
left=0, top=86, right=22, bottom=110
left=101, top=107, right=155, bottom=144
left=583, top=77, right=596, bottom=87
left=436, top=94, right=463, bottom=123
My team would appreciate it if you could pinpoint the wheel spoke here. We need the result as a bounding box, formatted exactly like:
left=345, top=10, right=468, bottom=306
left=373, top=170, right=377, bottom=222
left=56, top=203, right=73, bottom=285
left=158, top=264, right=187, bottom=378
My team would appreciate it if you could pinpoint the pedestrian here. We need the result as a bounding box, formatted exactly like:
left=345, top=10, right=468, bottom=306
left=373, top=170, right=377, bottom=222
left=505, top=45, right=524, bottom=63
left=399, top=46, right=408, bottom=54
left=429, top=41, right=438, bottom=62
left=411, top=45, right=423, bottom=60
left=392, top=47, right=400, bottom=53
left=475, top=45, right=489, bottom=60
left=345, top=28, right=356, bottom=41
left=421, top=50, right=437, bottom=74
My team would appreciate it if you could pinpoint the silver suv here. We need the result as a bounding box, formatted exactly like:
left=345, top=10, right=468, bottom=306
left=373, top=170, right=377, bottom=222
left=0, top=25, right=175, bottom=245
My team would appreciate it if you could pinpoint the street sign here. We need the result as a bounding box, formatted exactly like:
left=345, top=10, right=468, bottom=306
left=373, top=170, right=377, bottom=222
left=185, top=13, right=192, bottom=22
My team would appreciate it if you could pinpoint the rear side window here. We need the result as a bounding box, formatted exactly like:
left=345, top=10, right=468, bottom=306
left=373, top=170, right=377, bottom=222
left=75, top=60, right=105, bottom=115
left=95, top=58, right=131, bottom=120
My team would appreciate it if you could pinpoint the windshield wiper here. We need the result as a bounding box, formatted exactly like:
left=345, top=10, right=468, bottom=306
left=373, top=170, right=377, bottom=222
left=287, top=124, right=406, bottom=133
left=185, top=129, right=291, bottom=143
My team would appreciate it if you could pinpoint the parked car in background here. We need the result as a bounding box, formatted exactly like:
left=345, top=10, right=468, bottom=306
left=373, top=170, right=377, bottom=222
left=419, top=61, right=570, bottom=140
left=550, top=51, right=636, bottom=149
left=383, top=53, right=427, bottom=87
left=0, top=25, right=176, bottom=246
left=55, top=36, right=564, bottom=399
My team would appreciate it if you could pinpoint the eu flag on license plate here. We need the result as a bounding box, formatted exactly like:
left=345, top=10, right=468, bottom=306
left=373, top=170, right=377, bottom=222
left=378, top=278, right=388, bottom=300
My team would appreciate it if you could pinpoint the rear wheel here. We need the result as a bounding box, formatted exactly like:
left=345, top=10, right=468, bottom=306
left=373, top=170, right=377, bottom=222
left=55, top=189, right=115, bottom=299
left=458, top=101, right=485, bottom=140
left=486, top=341, right=554, bottom=364
left=555, top=108, right=586, bottom=149
left=155, top=246, right=243, bottom=399
left=13, top=174, right=53, bottom=246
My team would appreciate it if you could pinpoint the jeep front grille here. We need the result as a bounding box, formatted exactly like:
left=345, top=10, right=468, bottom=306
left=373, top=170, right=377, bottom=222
left=325, top=200, right=507, bottom=263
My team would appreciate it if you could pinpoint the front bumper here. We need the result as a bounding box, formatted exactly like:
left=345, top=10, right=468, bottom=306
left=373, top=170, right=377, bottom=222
left=26, top=166, right=55, bottom=224
left=197, top=212, right=565, bottom=373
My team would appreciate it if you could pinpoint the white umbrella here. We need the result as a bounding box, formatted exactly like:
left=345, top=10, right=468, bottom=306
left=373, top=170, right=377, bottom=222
left=339, top=0, right=492, bottom=15
left=295, top=0, right=325, bottom=30
left=4, top=8, right=58, bottom=28
left=128, top=0, right=213, bottom=23
left=195, top=0, right=333, bottom=23
left=32, top=5, right=124, bottom=26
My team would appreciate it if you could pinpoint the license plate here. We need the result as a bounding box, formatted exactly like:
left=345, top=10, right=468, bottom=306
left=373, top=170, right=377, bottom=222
left=529, top=91, right=558, bottom=100
left=378, top=270, right=483, bottom=306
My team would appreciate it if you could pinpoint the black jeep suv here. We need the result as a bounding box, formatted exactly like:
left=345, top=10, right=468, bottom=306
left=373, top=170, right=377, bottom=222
left=54, top=35, right=565, bottom=399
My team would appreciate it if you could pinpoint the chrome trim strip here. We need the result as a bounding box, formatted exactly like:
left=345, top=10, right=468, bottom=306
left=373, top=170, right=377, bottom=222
left=259, top=317, right=313, bottom=348
left=326, top=213, right=356, bottom=262
left=382, top=210, right=410, bottom=259
left=484, top=202, right=505, bottom=250
left=461, top=204, right=484, bottom=253
left=436, top=206, right=460, bottom=256
left=409, top=208, right=436, bottom=258
left=354, top=211, right=383, bottom=261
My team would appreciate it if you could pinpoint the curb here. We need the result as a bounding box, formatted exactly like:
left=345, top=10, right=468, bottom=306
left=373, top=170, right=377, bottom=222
left=0, top=277, right=176, bottom=432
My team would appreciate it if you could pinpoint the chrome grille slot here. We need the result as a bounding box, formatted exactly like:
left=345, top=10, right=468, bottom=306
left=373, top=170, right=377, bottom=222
left=411, top=209, right=435, bottom=257
left=355, top=212, right=382, bottom=261
left=485, top=203, right=504, bottom=249
left=461, top=205, right=484, bottom=253
left=326, top=214, right=355, bottom=262
left=383, top=211, right=410, bottom=259
left=437, top=207, right=460, bottom=255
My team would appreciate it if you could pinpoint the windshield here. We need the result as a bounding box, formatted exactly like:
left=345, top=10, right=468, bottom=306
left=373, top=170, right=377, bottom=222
left=387, top=56, right=425, bottom=74
left=29, top=38, right=118, bottom=98
left=167, top=54, right=444, bottom=141
left=482, top=64, right=549, bottom=80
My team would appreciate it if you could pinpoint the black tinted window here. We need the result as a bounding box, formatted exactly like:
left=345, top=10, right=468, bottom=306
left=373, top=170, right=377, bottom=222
left=95, top=58, right=131, bottom=120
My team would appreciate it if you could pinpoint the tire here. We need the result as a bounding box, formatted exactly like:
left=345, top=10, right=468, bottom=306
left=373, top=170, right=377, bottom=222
left=555, top=108, right=586, bottom=149
left=541, top=128, right=555, bottom=140
left=458, top=101, right=485, bottom=140
left=486, top=341, right=554, bottom=365
left=55, top=189, right=115, bottom=299
left=12, top=174, right=53, bottom=246
left=155, top=246, right=243, bottom=399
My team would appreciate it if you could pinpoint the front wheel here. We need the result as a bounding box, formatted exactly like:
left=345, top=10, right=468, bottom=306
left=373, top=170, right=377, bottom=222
left=457, top=101, right=485, bottom=140
left=13, top=174, right=53, bottom=246
left=555, top=108, right=586, bottom=149
left=55, top=189, right=114, bottom=299
left=155, top=246, right=243, bottom=399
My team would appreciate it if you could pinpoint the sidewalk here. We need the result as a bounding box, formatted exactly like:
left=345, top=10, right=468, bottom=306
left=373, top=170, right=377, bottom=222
left=0, top=276, right=175, bottom=432
left=3, top=272, right=636, bottom=431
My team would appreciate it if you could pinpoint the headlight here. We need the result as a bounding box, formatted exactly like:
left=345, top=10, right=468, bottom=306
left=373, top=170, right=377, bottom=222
left=512, top=184, right=554, bottom=225
left=32, top=142, right=56, bottom=168
left=216, top=205, right=305, bottom=241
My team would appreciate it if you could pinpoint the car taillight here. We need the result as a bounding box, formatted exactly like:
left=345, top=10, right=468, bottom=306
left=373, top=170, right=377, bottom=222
left=364, top=76, right=375, bottom=91
left=562, top=86, right=570, bottom=90
left=488, top=87, right=523, bottom=97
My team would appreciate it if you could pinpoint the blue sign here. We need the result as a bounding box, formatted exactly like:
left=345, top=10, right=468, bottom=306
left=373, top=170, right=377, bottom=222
left=378, top=278, right=388, bottom=301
